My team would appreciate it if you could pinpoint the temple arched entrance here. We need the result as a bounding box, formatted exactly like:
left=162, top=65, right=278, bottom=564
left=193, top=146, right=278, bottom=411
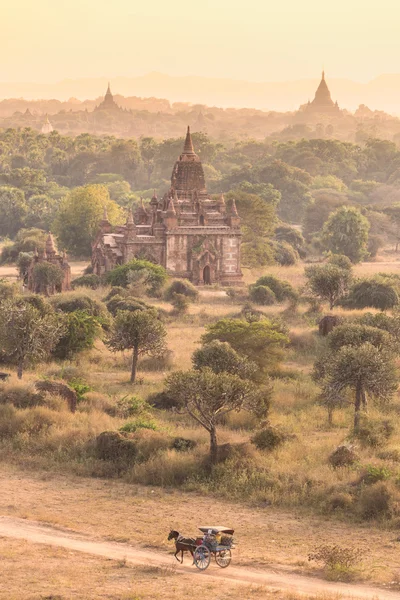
left=203, top=265, right=211, bottom=285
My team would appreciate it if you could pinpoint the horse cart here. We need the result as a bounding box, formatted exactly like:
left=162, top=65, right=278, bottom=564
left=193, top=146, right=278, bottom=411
left=193, top=526, right=235, bottom=570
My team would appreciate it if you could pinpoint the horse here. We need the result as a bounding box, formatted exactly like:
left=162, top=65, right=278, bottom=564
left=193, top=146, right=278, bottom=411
left=167, top=529, right=196, bottom=563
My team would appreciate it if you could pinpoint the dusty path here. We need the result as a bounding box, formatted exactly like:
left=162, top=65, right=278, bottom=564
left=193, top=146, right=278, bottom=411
left=0, top=516, right=398, bottom=599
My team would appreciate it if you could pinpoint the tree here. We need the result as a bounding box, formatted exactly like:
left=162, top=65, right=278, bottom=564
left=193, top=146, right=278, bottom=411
left=225, top=189, right=277, bottom=268
left=201, top=318, right=288, bottom=374
left=54, top=185, right=122, bottom=255
left=105, top=259, right=167, bottom=296
left=52, top=310, right=102, bottom=360
left=274, top=225, right=306, bottom=258
left=343, top=277, right=399, bottom=311
left=321, top=343, right=397, bottom=429
left=106, top=309, right=167, bottom=383
left=192, top=340, right=257, bottom=379
left=321, top=206, right=370, bottom=263
left=302, top=191, right=346, bottom=242
left=0, top=186, right=28, bottom=237
left=31, top=262, right=65, bottom=296
left=140, top=137, right=158, bottom=186
left=165, top=368, right=270, bottom=463
left=0, top=298, right=64, bottom=378
left=305, top=263, right=352, bottom=309
left=252, top=275, right=297, bottom=302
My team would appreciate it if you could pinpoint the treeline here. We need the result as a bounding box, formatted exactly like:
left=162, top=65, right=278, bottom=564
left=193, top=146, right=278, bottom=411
left=2, top=128, right=400, bottom=262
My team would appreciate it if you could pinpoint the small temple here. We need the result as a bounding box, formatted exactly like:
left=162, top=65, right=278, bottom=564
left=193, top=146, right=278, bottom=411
left=92, top=127, right=243, bottom=286
left=27, top=233, right=71, bottom=294
left=41, top=115, right=54, bottom=134
left=95, top=83, right=123, bottom=112
left=299, top=71, right=341, bottom=117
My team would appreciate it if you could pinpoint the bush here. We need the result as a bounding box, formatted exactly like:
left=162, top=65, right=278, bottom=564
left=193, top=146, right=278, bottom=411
left=96, top=431, right=137, bottom=463
left=308, top=544, right=363, bottom=581
left=360, top=464, right=392, bottom=485
left=358, top=482, right=393, bottom=519
left=274, top=241, right=299, bottom=265
left=106, top=295, right=149, bottom=317
left=251, top=425, right=286, bottom=451
left=249, top=285, right=276, bottom=306
left=328, top=445, right=359, bottom=469
left=105, top=259, right=167, bottom=295
left=171, top=293, right=190, bottom=313
left=50, top=292, right=107, bottom=319
left=342, top=277, right=399, bottom=311
left=71, top=274, right=101, bottom=290
left=147, top=390, right=177, bottom=410
left=353, top=417, right=394, bottom=448
left=103, top=286, right=127, bottom=301
left=327, top=492, right=354, bottom=512
left=172, top=437, right=197, bottom=452
left=0, top=382, right=44, bottom=409
left=253, top=275, right=296, bottom=302
left=164, top=279, right=198, bottom=301
left=52, top=310, right=102, bottom=360
left=119, top=418, right=158, bottom=433
left=114, top=395, right=148, bottom=418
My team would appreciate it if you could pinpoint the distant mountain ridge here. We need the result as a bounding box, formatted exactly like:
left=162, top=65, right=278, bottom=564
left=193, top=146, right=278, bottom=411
left=2, top=72, right=400, bottom=114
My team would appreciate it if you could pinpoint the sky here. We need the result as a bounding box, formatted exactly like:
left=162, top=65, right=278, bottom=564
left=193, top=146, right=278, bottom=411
left=1, top=0, right=400, bottom=83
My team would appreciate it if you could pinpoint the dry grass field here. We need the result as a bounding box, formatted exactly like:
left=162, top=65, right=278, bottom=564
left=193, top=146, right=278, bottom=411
left=3, top=252, right=400, bottom=597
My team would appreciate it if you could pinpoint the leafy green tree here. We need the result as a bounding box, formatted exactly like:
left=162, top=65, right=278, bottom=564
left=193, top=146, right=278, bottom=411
left=0, top=228, right=47, bottom=264
left=192, top=340, right=257, bottom=379
left=105, top=259, right=167, bottom=296
left=302, top=191, right=346, bottom=242
left=305, top=263, right=352, bottom=309
left=54, top=185, right=122, bottom=255
left=140, top=137, right=158, bottom=186
left=0, top=186, right=28, bottom=237
left=31, top=262, right=64, bottom=296
left=226, top=189, right=276, bottom=268
left=326, top=324, right=392, bottom=353
left=16, top=252, right=33, bottom=282
left=201, top=317, right=288, bottom=374
left=275, top=225, right=306, bottom=258
left=24, top=194, right=57, bottom=230
left=343, top=277, right=399, bottom=311
left=252, top=275, right=296, bottom=302
left=165, top=368, right=269, bottom=463
left=52, top=310, right=102, bottom=360
left=249, top=285, right=276, bottom=306
left=106, top=309, right=167, bottom=383
left=321, top=343, right=398, bottom=429
left=0, top=298, right=64, bottom=378
left=321, top=207, right=370, bottom=263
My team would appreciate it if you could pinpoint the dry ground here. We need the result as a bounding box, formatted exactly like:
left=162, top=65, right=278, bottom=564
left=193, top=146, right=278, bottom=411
left=1, top=463, right=400, bottom=588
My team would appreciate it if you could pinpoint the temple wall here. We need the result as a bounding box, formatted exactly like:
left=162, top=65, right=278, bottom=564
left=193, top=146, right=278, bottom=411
left=166, top=234, right=188, bottom=273
left=221, top=235, right=241, bottom=274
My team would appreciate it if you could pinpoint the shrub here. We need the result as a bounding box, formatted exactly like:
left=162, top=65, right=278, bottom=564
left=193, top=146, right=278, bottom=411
left=147, top=391, right=177, bottom=410
left=52, top=310, right=102, bottom=360
left=164, top=279, right=198, bottom=301
left=251, top=425, right=286, bottom=451
left=67, top=380, right=92, bottom=402
left=360, top=464, right=392, bottom=485
left=358, top=482, right=393, bottom=519
left=327, top=492, right=354, bottom=512
left=253, top=275, right=296, bottom=302
left=0, top=382, right=44, bottom=409
left=114, top=395, right=148, bottom=418
left=378, top=448, right=400, bottom=462
left=172, top=437, right=197, bottom=452
left=106, top=295, right=149, bottom=317
left=170, top=293, right=190, bottom=313
left=119, top=418, right=158, bottom=433
left=328, top=445, right=359, bottom=469
left=50, top=292, right=107, bottom=319
left=105, top=259, right=167, bottom=295
left=342, top=277, right=399, bottom=311
left=353, top=418, right=394, bottom=448
left=96, top=431, right=137, bottom=463
left=308, top=544, right=363, bottom=581
left=103, top=286, right=127, bottom=301
left=273, top=240, right=299, bottom=265
left=249, top=285, right=276, bottom=306
left=71, top=274, right=101, bottom=289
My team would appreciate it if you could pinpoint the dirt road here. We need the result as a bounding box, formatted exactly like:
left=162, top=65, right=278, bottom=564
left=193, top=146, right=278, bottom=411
left=0, top=515, right=398, bottom=599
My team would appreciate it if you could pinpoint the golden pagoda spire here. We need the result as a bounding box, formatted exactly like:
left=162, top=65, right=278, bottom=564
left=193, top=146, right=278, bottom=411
left=183, top=126, right=195, bottom=155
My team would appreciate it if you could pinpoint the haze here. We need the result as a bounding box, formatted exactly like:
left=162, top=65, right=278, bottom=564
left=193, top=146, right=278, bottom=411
left=2, top=0, right=400, bottom=84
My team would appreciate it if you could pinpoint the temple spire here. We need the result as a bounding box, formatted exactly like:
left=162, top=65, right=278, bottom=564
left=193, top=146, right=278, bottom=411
left=183, top=126, right=195, bottom=155
left=126, top=208, right=134, bottom=226
left=167, top=197, right=176, bottom=216
left=231, top=198, right=238, bottom=216
left=46, top=232, right=57, bottom=255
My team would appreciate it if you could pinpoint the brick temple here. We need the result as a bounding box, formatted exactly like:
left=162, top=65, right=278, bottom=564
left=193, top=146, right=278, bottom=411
left=92, top=127, right=243, bottom=285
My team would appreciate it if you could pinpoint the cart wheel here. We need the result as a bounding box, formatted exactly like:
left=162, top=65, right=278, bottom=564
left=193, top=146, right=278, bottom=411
left=193, top=545, right=211, bottom=570
left=215, top=548, right=231, bottom=568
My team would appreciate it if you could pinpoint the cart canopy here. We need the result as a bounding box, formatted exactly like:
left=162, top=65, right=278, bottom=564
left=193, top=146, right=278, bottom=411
left=198, top=526, right=234, bottom=535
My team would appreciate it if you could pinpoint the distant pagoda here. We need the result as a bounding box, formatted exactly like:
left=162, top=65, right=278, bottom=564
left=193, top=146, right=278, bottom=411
left=95, top=83, right=122, bottom=111
left=299, top=71, right=341, bottom=116
left=41, top=114, right=54, bottom=134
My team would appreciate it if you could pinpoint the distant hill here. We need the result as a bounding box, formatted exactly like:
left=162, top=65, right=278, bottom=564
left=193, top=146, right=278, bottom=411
left=2, top=72, right=400, bottom=113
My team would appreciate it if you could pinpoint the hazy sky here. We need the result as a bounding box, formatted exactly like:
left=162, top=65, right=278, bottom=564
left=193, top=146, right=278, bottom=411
left=2, top=0, right=399, bottom=83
